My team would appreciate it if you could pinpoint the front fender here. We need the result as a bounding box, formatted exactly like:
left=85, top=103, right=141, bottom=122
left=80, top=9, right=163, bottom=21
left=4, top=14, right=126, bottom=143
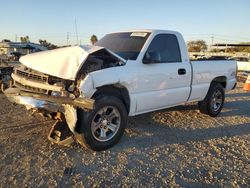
left=79, top=68, right=122, bottom=99
left=79, top=74, right=96, bottom=98
left=78, top=66, right=136, bottom=116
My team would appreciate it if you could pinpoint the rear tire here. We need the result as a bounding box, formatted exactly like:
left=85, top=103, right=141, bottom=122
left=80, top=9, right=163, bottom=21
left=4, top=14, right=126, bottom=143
left=75, top=96, right=127, bottom=151
left=198, top=82, right=225, bottom=117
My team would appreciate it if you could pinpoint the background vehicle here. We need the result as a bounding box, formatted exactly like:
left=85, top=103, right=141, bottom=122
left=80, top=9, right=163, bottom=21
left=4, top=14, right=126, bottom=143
left=4, top=30, right=237, bottom=151
left=230, top=56, right=250, bottom=72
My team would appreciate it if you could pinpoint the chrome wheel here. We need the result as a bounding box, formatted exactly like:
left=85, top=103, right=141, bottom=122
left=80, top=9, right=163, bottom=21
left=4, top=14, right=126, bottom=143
left=211, top=89, right=223, bottom=111
left=91, top=106, right=121, bottom=142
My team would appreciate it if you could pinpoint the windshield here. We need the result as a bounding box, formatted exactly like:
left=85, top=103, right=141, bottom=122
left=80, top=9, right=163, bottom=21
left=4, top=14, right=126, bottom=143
left=95, top=32, right=150, bottom=60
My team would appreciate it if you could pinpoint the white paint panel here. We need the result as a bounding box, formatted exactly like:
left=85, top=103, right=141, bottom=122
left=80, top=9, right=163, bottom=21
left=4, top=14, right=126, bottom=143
left=135, top=87, right=190, bottom=114
left=189, top=60, right=237, bottom=101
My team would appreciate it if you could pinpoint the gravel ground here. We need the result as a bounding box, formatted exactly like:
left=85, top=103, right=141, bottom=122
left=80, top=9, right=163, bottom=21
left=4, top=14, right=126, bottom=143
left=0, top=82, right=249, bottom=187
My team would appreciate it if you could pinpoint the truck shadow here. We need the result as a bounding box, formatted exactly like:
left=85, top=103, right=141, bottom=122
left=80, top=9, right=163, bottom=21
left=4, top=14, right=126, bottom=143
left=119, top=120, right=250, bottom=151
left=226, top=92, right=250, bottom=98
left=221, top=100, right=250, bottom=117
left=115, top=98, right=250, bottom=150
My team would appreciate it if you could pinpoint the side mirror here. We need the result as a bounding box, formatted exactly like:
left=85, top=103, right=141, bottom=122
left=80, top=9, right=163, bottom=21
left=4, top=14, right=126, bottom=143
left=143, top=51, right=161, bottom=64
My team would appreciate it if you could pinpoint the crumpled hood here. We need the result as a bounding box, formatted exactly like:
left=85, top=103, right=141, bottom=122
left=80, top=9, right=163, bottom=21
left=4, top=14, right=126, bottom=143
left=19, top=45, right=125, bottom=80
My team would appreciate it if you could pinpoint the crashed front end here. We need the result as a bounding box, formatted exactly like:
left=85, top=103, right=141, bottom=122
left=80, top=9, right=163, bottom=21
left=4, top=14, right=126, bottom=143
left=4, top=45, right=125, bottom=145
left=5, top=64, right=94, bottom=131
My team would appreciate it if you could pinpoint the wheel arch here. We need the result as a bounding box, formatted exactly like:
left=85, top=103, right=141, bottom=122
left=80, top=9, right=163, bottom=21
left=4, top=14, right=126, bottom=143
left=211, top=76, right=227, bottom=88
left=91, top=84, right=131, bottom=114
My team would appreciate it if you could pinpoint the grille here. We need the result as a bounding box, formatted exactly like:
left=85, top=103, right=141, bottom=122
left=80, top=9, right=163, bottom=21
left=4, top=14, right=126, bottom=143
left=16, top=69, right=48, bottom=83
left=13, top=66, right=63, bottom=94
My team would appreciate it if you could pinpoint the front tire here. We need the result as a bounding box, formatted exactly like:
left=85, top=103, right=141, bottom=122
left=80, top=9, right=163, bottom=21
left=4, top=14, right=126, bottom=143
left=75, top=96, right=127, bottom=151
left=198, top=82, right=225, bottom=117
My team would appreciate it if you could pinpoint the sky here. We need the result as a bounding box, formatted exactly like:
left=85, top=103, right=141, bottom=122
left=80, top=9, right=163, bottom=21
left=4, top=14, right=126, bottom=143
left=0, top=0, right=249, bottom=46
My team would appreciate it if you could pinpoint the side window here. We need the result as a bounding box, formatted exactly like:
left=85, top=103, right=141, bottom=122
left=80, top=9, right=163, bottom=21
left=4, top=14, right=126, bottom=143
left=145, top=34, right=182, bottom=63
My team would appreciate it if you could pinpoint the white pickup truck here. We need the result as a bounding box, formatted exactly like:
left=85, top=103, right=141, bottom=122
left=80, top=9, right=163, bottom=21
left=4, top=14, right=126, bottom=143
left=4, top=30, right=237, bottom=151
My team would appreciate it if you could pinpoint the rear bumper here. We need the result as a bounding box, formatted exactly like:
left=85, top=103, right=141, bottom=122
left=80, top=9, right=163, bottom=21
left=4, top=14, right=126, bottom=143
left=4, top=88, right=94, bottom=112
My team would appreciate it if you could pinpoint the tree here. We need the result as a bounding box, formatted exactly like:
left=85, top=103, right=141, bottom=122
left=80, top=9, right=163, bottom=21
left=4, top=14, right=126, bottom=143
left=38, top=39, right=57, bottom=50
left=90, top=35, right=98, bottom=45
left=187, top=40, right=208, bottom=52
left=20, top=36, right=30, bottom=43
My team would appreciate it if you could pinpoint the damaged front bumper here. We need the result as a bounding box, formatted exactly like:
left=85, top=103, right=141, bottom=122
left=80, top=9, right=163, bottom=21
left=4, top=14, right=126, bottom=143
left=4, top=88, right=94, bottom=134
left=5, top=88, right=64, bottom=112
left=4, top=87, right=94, bottom=112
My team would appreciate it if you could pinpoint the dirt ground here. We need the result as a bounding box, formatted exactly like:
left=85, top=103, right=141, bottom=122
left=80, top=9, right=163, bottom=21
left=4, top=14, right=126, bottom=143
left=0, top=82, right=249, bottom=187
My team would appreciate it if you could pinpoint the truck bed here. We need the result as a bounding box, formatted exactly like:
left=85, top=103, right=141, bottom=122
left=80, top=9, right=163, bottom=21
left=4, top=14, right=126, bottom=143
left=189, top=60, right=237, bottom=102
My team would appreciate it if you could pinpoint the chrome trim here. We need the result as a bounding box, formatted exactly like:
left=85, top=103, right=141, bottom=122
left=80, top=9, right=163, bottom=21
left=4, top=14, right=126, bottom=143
left=7, top=94, right=63, bottom=112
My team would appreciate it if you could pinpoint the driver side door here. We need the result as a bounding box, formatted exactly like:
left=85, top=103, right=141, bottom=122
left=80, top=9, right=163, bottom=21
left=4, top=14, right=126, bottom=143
left=135, top=34, right=192, bottom=114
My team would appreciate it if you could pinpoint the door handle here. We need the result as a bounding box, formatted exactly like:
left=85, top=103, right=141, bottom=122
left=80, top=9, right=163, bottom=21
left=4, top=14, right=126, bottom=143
left=178, top=68, right=186, bottom=75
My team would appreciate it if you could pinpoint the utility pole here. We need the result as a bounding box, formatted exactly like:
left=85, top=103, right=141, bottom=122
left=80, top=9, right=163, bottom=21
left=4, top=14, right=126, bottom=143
left=75, top=19, right=79, bottom=45
left=211, top=34, right=214, bottom=46
left=15, top=34, right=18, bottom=42
left=210, top=34, right=214, bottom=55
left=67, top=32, right=69, bottom=46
